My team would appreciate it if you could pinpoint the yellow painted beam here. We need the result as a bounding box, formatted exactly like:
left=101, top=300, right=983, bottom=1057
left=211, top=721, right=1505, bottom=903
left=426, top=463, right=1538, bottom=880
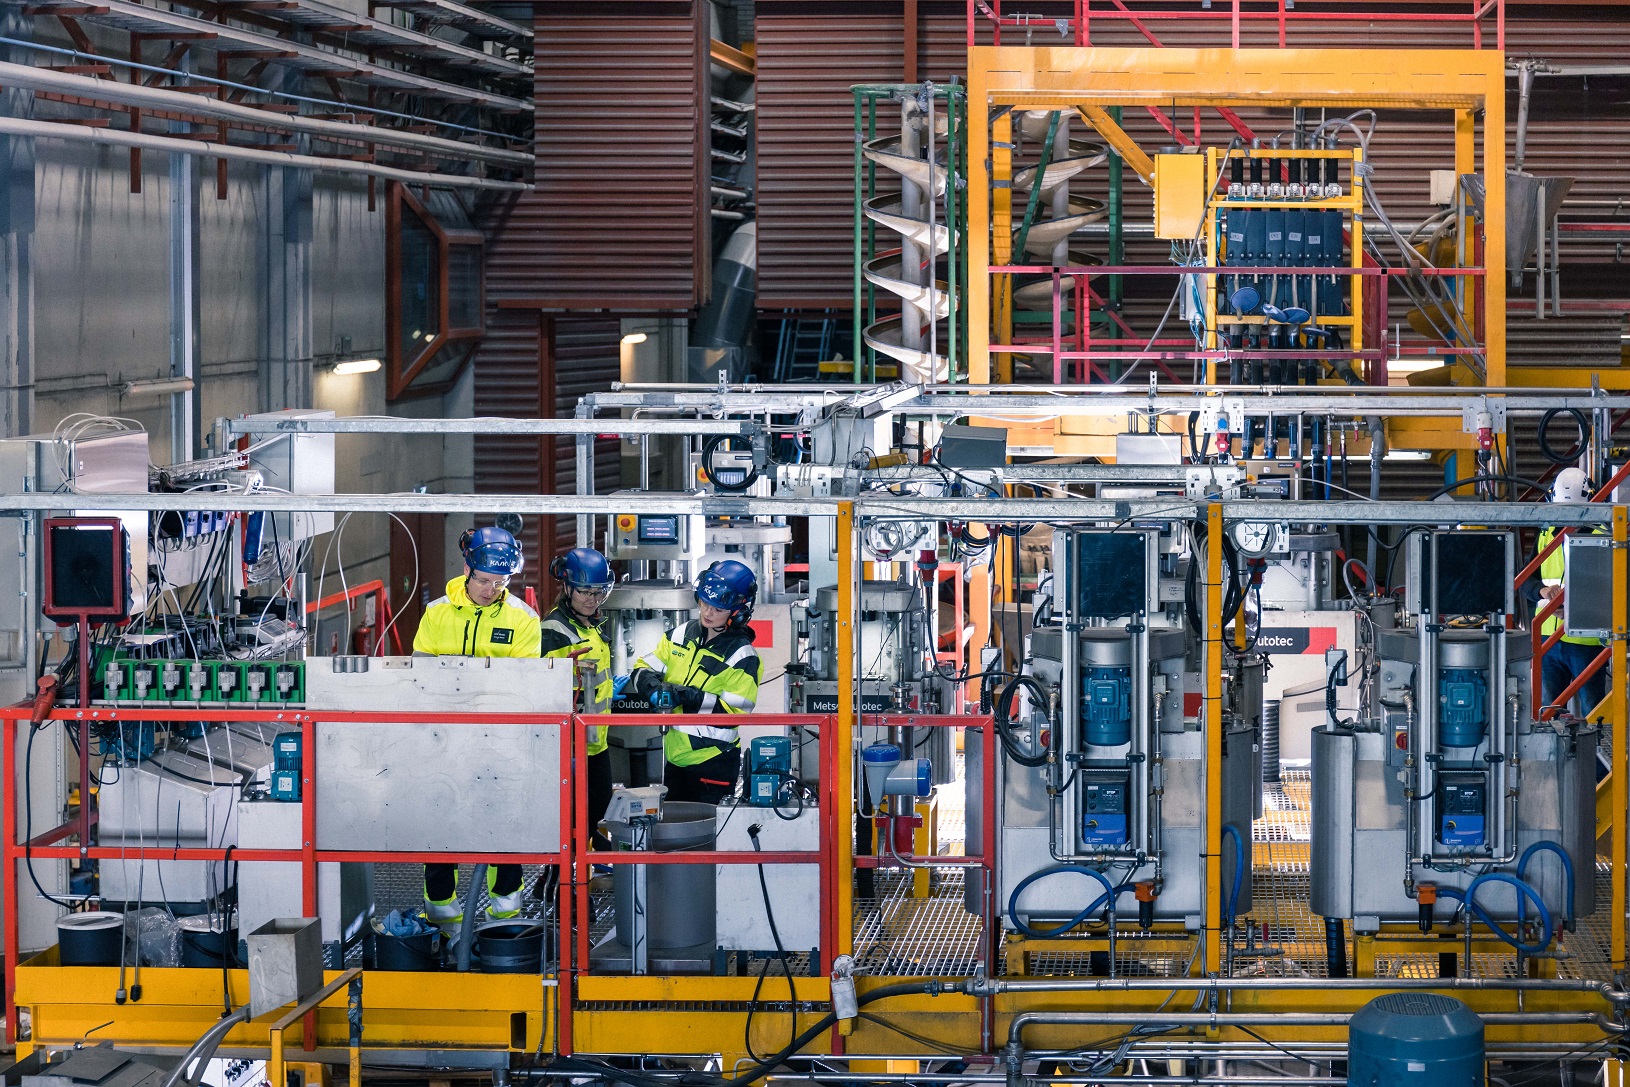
left=1508, top=366, right=1630, bottom=390
left=1203, top=502, right=1224, bottom=975
left=1599, top=771, right=1614, bottom=845
left=1077, top=105, right=1154, bottom=186
left=1612, top=504, right=1628, bottom=971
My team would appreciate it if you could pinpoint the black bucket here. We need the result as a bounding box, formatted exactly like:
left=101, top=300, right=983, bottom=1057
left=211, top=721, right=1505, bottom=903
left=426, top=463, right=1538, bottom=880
left=475, top=921, right=550, bottom=974
left=178, top=916, right=236, bottom=967
left=58, top=911, right=125, bottom=966
left=374, top=929, right=442, bottom=971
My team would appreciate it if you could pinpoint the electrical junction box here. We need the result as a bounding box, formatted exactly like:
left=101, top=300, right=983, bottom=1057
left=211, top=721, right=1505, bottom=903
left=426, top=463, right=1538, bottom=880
left=1437, top=772, right=1487, bottom=848
left=236, top=409, right=337, bottom=542
left=1081, top=770, right=1130, bottom=847
left=605, top=498, right=704, bottom=563
left=1154, top=152, right=1207, bottom=240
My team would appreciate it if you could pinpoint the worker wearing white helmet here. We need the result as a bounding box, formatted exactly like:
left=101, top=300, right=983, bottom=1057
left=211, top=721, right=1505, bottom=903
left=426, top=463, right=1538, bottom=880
left=1537, top=467, right=1607, bottom=719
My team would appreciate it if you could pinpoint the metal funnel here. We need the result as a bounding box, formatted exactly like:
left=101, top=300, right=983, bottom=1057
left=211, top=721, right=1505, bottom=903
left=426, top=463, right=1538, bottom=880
left=865, top=196, right=952, bottom=255
left=863, top=314, right=950, bottom=384
left=863, top=252, right=952, bottom=319
left=862, top=137, right=947, bottom=197
left=1506, top=171, right=1574, bottom=287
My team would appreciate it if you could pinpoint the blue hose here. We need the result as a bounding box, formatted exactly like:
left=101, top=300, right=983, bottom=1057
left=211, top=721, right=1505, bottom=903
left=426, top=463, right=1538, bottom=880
left=1221, top=823, right=1245, bottom=926
left=1517, top=841, right=1575, bottom=928
left=1006, top=865, right=1132, bottom=939
left=1438, top=874, right=1553, bottom=955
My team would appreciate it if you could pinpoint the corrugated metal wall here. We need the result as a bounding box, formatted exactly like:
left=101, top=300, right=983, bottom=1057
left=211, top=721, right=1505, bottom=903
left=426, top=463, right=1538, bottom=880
left=753, top=6, right=1630, bottom=309
left=486, top=1, right=710, bottom=310
left=470, top=311, right=622, bottom=579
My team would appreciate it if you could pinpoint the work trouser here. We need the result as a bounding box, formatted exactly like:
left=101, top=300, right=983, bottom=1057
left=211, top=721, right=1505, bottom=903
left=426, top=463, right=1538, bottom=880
left=663, top=745, right=742, bottom=805
left=1542, top=640, right=1609, bottom=721
left=424, top=864, right=525, bottom=921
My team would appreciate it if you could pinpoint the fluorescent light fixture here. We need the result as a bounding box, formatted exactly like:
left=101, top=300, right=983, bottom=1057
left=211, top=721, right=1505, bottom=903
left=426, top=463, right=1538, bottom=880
left=120, top=377, right=195, bottom=398
left=331, top=358, right=382, bottom=376
left=621, top=332, right=649, bottom=346
left=1385, top=449, right=1433, bottom=461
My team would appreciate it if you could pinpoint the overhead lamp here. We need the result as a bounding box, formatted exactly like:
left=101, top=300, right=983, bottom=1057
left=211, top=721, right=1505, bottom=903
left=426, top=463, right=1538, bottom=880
left=120, top=377, right=195, bottom=398
left=330, top=358, right=382, bottom=376
left=621, top=332, right=649, bottom=346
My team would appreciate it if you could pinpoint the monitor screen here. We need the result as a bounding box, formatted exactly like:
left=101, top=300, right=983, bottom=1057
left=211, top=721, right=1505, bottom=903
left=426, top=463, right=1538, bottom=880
left=1075, top=533, right=1148, bottom=620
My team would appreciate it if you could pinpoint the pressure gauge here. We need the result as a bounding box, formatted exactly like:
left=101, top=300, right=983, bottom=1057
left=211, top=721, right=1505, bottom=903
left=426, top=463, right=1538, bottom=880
left=1230, top=521, right=1283, bottom=558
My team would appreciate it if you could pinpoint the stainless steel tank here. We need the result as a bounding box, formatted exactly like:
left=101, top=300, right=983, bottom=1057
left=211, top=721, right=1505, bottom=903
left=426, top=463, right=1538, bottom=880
left=607, top=801, right=718, bottom=951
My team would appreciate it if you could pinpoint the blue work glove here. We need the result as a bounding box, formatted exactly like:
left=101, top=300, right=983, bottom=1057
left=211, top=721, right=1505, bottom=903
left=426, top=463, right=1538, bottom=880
left=611, top=674, right=631, bottom=699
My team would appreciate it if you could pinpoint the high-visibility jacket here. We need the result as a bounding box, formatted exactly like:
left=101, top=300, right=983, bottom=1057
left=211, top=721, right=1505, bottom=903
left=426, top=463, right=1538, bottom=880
left=1538, top=526, right=1604, bottom=646
left=412, top=577, right=541, bottom=658
left=632, top=621, right=760, bottom=767
left=539, top=602, right=613, bottom=755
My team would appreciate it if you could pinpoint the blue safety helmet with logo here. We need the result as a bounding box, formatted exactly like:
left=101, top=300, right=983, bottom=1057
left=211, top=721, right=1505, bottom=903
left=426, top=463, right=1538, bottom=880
left=459, top=525, right=524, bottom=576
left=550, top=547, right=613, bottom=591
left=695, top=559, right=757, bottom=627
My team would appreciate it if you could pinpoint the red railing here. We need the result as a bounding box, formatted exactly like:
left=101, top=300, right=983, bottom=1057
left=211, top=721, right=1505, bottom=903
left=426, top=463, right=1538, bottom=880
left=3, top=702, right=1000, bottom=1056
left=1513, top=459, right=1630, bottom=720
left=970, top=0, right=1504, bottom=50
left=304, top=579, right=404, bottom=656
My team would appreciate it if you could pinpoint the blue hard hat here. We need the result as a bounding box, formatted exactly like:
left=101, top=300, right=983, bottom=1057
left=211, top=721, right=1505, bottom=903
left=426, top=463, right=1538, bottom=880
left=460, top=525, right=524, bottom=576
left=551, top=547, right=613, bottom=590
left=696, top=559, right=758, bottom=624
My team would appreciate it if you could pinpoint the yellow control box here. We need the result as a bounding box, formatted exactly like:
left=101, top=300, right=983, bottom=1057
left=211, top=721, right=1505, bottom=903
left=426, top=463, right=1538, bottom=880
left=1153, top=152, right=1207, bottom=240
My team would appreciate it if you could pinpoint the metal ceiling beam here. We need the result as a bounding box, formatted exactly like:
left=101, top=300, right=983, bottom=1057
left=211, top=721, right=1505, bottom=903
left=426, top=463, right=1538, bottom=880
left=0, top=116, right=527, bottom=191
left=0, top=61, right=531, bottom=168
left=0, top=491, right=1612, bottom=529
left=224, top=417, right=752, bottom=436
left=24, top=0, right=532, bottom=110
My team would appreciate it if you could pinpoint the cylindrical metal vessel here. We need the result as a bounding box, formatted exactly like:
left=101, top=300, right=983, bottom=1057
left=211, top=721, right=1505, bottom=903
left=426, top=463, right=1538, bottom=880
left=1348, top=993, right=1484, bottom=1087
left=609, top=801, right=718, bottom=950
left=58, top=911, right=124, bottom=966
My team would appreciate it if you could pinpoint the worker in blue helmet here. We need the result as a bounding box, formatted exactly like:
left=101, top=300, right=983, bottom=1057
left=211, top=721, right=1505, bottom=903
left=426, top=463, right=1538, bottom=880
left=540, top=547, right=616, bottom=845
left=624, top=559, right=761, bottom=804
left=413, top=524, right=539, bottom=930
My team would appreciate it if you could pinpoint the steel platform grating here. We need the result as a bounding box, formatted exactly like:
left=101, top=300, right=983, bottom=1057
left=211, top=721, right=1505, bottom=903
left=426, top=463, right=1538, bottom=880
left=853, top=869, right=985, bottom=976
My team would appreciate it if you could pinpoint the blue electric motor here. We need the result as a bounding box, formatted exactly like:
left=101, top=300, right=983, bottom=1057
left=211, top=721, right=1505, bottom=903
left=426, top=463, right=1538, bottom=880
left=1348, top=993, right=1484, bottom=1087
left=1438, top=669, right=1488, bottom=748
left=1081, top=666, right=1132, bottom=747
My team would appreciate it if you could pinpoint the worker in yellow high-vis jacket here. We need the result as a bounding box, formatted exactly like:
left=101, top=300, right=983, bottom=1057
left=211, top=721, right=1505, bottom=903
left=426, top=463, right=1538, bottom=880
left=1538, top=467, right=1607, bottom=719
left=539, top=547, right=615, bottom=846
left=625, top=559, right=760, bottom=804
left=412, top=525, right=540, bottom=930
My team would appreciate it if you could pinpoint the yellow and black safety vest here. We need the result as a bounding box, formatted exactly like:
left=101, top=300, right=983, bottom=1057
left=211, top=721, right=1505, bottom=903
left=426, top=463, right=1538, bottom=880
left=540, top=603, right=613, bottom=755
left=634, top=621, right=760, bottom=767
left=412, top=577, right=541, bottom=658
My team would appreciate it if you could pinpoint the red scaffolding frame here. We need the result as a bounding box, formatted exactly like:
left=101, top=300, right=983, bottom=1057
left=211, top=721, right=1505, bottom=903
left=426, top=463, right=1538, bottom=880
left=3, top=704, right=999, bottom=1056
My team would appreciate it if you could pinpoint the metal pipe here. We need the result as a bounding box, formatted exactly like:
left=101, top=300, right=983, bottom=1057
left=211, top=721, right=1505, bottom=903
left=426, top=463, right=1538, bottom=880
left=1009, top=1010, right=1622, bottom=1047
left=3, top=492, right=1623, bottom=530
left=158, top=1006, right=253, bottom=1087
left=968, top=976, right=1627, bottom=997
left=0, top=61, right=531, bottom=168
left=1514, top=62, right=1535, bottom=173
left=0, top=117, right=527, bottom=192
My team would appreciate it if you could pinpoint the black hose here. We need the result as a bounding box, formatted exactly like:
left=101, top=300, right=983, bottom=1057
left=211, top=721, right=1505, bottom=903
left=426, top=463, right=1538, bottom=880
left=700, top=435, right=760, bottom=493
left=1537, top=407, right=1589, bottom=466
left=1324, top=917, right=1348, bottom=978
left=1184, top=523, right=1245, bottom=638
left=722, top=981, right=939, bottom=1087
left=993, top=675, right=1051, bottom=768
left=1423, top=472, right=1551, bottom=502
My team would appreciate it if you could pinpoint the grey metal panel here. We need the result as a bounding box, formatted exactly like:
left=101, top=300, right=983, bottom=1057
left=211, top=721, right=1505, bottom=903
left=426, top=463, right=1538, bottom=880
left=714, top=802, right=820, bottom=952
left=306, top=656, right=571, bottom=853
left=315, top=720, right=560, bottom=851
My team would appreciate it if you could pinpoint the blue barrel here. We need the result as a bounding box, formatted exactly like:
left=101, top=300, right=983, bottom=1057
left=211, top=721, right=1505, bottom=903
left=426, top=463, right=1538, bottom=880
left=1348, top=993, right=1484, bottom=1087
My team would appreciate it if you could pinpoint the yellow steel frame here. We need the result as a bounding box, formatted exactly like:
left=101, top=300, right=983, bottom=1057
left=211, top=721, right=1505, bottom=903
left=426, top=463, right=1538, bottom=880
left=966, top=47, right=1508, bottom=396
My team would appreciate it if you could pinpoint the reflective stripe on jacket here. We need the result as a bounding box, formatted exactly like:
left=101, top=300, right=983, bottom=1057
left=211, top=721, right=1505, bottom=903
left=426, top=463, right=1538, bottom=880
left=539, top=602, right=613, bottom=755
left=632, top=620, right=760, bottom=767
left=412, top=577, right=541, bottom=658
left=1538, top=527, right=1604, bottom=646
